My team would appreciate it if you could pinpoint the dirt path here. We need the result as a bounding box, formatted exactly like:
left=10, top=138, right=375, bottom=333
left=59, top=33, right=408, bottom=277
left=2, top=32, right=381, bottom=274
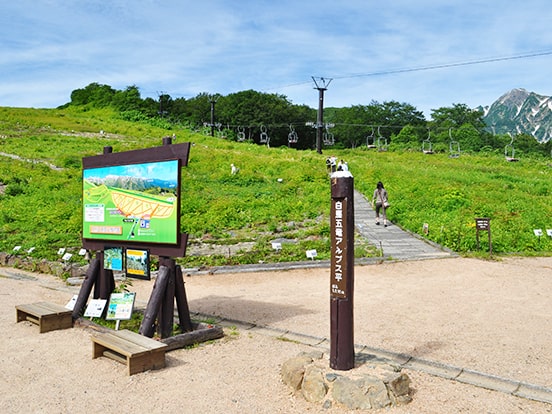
left=1, top=256, right=552, bottom=413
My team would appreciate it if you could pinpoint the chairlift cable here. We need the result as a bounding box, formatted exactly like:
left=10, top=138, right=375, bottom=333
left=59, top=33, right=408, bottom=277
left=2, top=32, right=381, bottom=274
left=263, top=50, right=552, bottom=92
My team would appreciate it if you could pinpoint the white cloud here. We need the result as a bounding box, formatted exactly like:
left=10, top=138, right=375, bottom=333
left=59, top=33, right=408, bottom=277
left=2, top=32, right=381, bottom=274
left=1, top=0, right=551, bottom=114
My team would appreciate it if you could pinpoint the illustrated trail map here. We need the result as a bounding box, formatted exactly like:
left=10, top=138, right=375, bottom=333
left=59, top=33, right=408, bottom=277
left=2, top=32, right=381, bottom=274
left=82, top=160, right=179, bottom=244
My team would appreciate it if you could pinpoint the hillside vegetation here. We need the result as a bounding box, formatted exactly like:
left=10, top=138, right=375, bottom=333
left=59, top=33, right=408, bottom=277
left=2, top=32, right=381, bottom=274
left=1, top=106, right=551, bottom=272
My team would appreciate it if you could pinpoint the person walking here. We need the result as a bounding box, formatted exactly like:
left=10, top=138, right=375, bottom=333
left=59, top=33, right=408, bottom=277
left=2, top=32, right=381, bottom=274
left=372, top=181, right=389, bottom=227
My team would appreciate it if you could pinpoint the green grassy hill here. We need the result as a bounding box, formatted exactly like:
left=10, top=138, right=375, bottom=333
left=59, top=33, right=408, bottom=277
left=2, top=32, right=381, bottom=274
left=1, top=106, right=551, bottom=273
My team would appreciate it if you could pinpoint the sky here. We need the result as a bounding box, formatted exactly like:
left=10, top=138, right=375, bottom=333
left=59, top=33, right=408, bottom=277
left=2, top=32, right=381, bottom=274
left=2, top=0, right=552, bottom=117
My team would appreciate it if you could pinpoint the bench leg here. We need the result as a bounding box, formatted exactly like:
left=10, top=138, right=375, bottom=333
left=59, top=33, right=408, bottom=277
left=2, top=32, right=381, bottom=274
left=128, top=351, right=166, bottom=376
left=93, top=342, right=108, bottom=359
left=16, top=309, right=27, bottom=323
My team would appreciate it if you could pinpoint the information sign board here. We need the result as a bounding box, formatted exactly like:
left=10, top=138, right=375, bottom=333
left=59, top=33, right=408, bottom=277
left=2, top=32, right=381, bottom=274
left=106, top=292, right=136, bottom=320
left=83, top=160, right=179, bottom=244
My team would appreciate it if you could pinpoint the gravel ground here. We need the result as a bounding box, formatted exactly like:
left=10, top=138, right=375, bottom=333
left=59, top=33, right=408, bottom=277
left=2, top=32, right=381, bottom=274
left=1, top=256, right=552, bottom=413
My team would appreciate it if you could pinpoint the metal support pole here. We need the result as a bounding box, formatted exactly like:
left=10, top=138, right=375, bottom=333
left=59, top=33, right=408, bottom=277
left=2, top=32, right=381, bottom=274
left=312, top=77, right=332, bottom=154
left=210, top=100, right=216, bottom=137
left=329, top=171, right=355, bottom=370
left=316, top=88, right=324, bottom=154
left=209, top=94, right=219, bottom=137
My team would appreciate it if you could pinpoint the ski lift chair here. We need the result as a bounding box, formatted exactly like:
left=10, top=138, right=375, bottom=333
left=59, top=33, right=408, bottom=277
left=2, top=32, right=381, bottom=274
left=376, top=126, right=388, bottom=152
left=448, top=128, right=460, bottom=158
left=505, top=134, right=519, bottom=162
left=237, top=126, right=246, bottom=142
left=287, top=124, right=298, bottom=145
left=259, top=125, right=270, bottom=146
left=366, top=126, right=376, bottom=149
left=323, top=124, right=335, bottom=146
left=422, top=128, right=434, bottom=154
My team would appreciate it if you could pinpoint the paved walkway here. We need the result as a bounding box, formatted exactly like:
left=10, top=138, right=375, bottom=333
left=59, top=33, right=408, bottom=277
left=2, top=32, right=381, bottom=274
left=353, top=190, right=455, bottom=261
left=195, top=188, right=454, bottom=276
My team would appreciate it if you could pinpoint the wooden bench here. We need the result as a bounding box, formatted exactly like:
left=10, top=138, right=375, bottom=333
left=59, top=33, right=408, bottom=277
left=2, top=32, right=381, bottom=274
left=15, top=302, right=73, bottom=333
left=92, top=329, right=168, bottom=375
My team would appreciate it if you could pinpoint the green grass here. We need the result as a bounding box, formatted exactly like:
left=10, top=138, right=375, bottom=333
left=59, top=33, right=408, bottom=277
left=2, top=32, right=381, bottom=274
left=1, top=106, right=551, bottom=272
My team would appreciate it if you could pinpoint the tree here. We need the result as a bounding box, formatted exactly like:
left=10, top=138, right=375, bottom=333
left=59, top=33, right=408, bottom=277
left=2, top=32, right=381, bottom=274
left=157, top=93, right=173, bottom=118
left=379, top=101, right=426, bottom=139
left=430, top=103, right=486, bottom=132
left=455, top=123, right=481, bottom=152
left=216, top=90, right=300, bottom=147
left=328, top=101, right=425, bottom=148
left=69, top=82, right=115, bottom=107
left=181, top=93, right=211, bottom=127
left=390, top=125, right=421, bottom=150
left=514, top=133, right=547, bottom=157
left=112, top=85, right=143, bottom=112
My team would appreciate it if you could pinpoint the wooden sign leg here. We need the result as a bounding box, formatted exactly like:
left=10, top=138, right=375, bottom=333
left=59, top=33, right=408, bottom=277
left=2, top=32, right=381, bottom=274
left=175, top=265, right=193, bottom=332
left=139, top=265, right=170, bottom=338
left=159, top=258, right=176, bottom=339
left=72, top=257, right=100, bottom=319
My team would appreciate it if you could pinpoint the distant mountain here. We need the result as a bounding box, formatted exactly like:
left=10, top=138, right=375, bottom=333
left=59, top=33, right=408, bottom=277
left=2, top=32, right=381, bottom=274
left=87, top=175, right=176, bottom=192
left=481, top=88, right=552, bottom=143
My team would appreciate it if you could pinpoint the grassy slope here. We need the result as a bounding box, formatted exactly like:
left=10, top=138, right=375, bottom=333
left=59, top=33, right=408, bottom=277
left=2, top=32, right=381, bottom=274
left=0, top=106, right=551, bottom=268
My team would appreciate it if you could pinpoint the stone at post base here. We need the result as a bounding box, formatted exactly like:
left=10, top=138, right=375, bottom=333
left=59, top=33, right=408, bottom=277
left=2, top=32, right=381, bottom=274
left=332, top=376, right=373, bottom=410
left=281, top=352, right=413, bottom=411
left=302, top=365, right=328, bottom=402
left=281, top=354, right=315, bottom=391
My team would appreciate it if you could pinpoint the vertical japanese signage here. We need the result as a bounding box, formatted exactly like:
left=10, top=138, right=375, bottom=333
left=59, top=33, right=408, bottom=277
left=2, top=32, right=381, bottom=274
left=329, top=171, right=355, bottom=371
left=331, top=198, right=348, bottom=298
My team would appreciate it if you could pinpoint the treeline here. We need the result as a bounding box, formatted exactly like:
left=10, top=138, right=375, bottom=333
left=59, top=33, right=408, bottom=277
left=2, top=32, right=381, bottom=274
left=62, top=82, right=552, bottom=157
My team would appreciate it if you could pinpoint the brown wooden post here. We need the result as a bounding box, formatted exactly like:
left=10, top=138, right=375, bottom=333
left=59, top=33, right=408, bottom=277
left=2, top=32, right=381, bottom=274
left=98, top=267, right=115, bottom=300
left=139, top=265, right=170, bottom=337
left=72, top=257, right=100, bottom=319
left=93, top=251, right=102, bottom=299
left=92, top=251, right=115, bottom=300
left=175, top=265, right=193, bottom=332
left=330, top=171, right=355, bottom=370
left=158, top=257, right=176, bottom=338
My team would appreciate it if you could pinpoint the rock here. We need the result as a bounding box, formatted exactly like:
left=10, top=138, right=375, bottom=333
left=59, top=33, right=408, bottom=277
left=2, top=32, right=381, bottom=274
left=6, top=255, right=22, bottom=268
left=38, top=259, right=52, bottom=274
left=325, top=372, right=339, bottom=382
left=361, top=376, right=391, bottom=409
left=332, top=376, right=371, bottom=410
left=281, top=355, right=313, bottom=391
left=48, top=262, right=64, bottom=277
left=66, top=277, right=84, bottom=286
left=384, top=372, right=411, bottom=397
left=281, top=352, right=413, bottom=411
left=302, top=366, right=328, bottom=402
left=69, top=263, right=88, bottom=278
left=298, top=350, right=324, bottom=360
left=384, top=372, right=413, bottom=405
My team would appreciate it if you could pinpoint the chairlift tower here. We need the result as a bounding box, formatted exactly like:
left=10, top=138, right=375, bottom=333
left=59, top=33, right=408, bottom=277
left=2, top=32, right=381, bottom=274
left=157, top=91, right=168, bottom=118
left=208, top=94, right=220, bottom=137
left=312, top=77, right=332, bottom=154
